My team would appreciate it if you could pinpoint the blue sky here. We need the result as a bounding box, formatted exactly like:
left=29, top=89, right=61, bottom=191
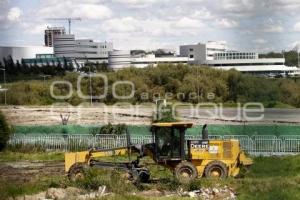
left=1, top=0, right=300, bottom=52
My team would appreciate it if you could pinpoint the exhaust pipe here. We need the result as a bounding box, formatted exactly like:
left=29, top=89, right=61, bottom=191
left=202, top=124, right=209, bottom=140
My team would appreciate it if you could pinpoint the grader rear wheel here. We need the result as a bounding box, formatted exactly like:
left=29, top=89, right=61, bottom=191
left=174, top=161, right=198, bottom=184
left=68, top=163, right=89, bottom=182
left=204, top=161, right=228, bottom=178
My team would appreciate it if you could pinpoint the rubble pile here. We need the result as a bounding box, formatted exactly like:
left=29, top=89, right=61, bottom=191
left=178, top=185, right=236, bottom=200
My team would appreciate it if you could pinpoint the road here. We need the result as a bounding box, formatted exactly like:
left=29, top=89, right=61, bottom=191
left=1, top=106, right=300, bottom=125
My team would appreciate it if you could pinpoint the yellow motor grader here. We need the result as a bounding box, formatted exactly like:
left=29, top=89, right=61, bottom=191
left=65, top=122, right=252, bottom=183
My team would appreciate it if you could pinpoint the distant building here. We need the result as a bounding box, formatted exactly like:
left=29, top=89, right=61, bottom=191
left=180, top=41, right=226, bottom=63
left=53, top=34, right=113, bottom=64
left=75, top=39, right=113, bottom=62
left=44, top=26, right=66, bottom=47
left=108, top=50, right=191, bottom=70
left=53, top=34, right=77, bottom=58
left=180, top=41, right=300, bottom=76
left=0, top=46, right=54, bottom=63
left=22, top=54, right=71, bottom=67
left=108, top=50, right=131, bottom=70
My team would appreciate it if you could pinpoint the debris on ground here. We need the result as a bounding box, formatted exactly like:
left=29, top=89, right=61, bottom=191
left=10, top=186, right=109, bottom=200
left=178, top=185, right=236, bottom=200
left=10, top=185, right=237, bottom=200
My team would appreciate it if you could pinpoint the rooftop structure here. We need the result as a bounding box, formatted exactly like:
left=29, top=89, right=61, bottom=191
left=44, top=26, right=66, bottom=47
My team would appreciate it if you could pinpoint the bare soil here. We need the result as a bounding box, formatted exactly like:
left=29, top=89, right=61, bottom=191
left=0, top=161, right=64, bottom=184
left=2, top=105, right=298, bottom=126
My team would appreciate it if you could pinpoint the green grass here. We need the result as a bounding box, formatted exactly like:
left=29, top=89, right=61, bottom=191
left=2, top=152, right=300, bottom=199
left=0, top=176, right=67, bottom=200
left=0, top=151, right=64, bottom=162
left=12, top=124, right=300, bottom=136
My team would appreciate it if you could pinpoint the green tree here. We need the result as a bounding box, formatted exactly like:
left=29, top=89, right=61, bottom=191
left=0, top=111, right=11, bottom=151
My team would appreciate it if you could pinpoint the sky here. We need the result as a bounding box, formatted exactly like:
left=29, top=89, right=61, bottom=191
left=0, top=0, right=300, bottom=53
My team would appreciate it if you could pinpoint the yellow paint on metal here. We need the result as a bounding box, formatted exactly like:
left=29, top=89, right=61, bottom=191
left=152, top=122, right=193, bottom=128
left=190, top=139, right=253, bottom=177
left=65, top=151, right=89, bottom=172
left=65, top=149, right=128, bottom=172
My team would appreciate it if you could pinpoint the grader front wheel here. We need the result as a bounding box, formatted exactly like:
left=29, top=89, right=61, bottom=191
left=174, top=161, right=198, bottom=184
left=204, top=161, right=228, bottom=178
left=68, top=163, right=89, bottom=182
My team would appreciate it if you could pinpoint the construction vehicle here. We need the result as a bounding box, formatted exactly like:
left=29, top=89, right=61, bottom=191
left=65, top=122, right=253, bottom=183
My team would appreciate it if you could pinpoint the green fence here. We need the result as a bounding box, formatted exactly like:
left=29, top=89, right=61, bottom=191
left=13, top=124, right=300, bottom=136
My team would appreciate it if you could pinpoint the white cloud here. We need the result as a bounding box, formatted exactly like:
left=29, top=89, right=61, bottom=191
left=102, top=17, right=140, bottom=32
left=214, top=18, right=238, bottom=29
left=112, top=0, right=162, bottom=8
left=76, top=4, right=112, bottom=19
left=190, top=8, right=214, bottom=20
left=37, top=2, right=112, bottom=19
left=7, top=7, right=21, bottom=22
left=174, top=17, right=203, bottom=28
left=252, top=38, right=267, bottom=44
left=261, top=19, right=283, bottom=33
left=22, top=23, right=51, bottom=35
left=294, top=22, right=300, bottom=32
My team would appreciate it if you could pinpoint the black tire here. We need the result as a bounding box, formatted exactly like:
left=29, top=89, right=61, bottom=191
left=130, top=168, right=150, bottom=183
left=68, top=163, right=89, bottom=182
left=174, top=161, right=198, bottom=184
left=204, top=161, right=228, bottom=178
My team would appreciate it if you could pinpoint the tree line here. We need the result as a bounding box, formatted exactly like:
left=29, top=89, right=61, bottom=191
left=3, top=64, right=300, bottom=108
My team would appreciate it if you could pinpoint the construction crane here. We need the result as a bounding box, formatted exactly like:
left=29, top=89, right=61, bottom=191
left=45, top=18, right=81, bottom=34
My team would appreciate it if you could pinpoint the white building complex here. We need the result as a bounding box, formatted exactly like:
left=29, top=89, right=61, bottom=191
left=179, top=41, right=300, bottom=76
left=44, top=26, right=66, bottom=47
left=180, top=41, right=226, bottom=62
left=53, top=34, right=113, bottom=63
left=0, top=46, right=54, bottom=62
left=53, top=34, right=76, bottom=58
left=108, top=50, right=191, bottom=70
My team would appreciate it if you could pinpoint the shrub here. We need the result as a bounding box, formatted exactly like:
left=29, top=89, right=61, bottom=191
left=0, top=111, right=11, bottom=151
left=75, top=168, right=136, bottom=193
left=99, top=123, right=127, bottom=135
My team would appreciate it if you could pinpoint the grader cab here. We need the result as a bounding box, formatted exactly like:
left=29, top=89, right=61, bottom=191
left=65, top=122, right=252, bottom=183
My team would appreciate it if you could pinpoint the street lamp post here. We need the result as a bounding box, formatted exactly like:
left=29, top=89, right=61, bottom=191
left=39, top=75, right=51, bottom=85
left=88, top=66, right=92, bottom=106
left=154, top=99, right=167, bottom=120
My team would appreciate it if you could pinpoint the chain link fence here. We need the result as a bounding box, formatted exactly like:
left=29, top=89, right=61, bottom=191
left=7, top=134, right=300, bottom=156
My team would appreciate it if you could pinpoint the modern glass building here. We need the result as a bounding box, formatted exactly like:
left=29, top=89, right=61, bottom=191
left=22, top=54, right=71, bottom=66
